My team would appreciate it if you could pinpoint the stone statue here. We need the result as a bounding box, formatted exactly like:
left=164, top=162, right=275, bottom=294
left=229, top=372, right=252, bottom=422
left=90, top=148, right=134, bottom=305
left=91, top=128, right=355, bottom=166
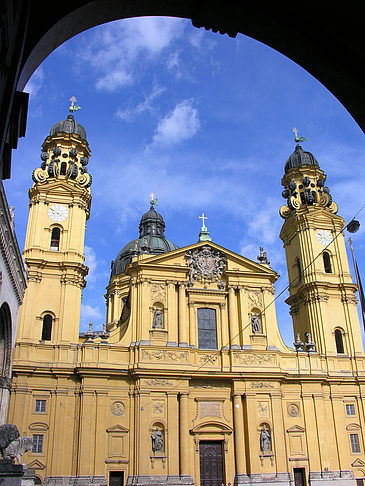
left=0, top=424, right=20, bottom=459
left=151, top=428, right=164, bottom=452
left=251, top=313, right=261, bottom=333
left=3, top=436, right=33, bottom=464
left=152, top=308, right=163, bottom=329
left=260, top=425, right=271, bottom=452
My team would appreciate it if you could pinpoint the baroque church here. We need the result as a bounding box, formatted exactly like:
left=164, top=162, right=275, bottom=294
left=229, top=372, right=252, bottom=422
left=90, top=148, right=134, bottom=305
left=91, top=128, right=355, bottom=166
left=6, top=111, right=365, bottom=486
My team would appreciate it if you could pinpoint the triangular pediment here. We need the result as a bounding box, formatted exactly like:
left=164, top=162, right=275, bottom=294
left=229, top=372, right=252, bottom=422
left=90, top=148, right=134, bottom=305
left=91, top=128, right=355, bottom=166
left=26, top=459, right=46, bottom=470
left=287, top=425, right=305, bottom=433
left=352, top=458, right=365, bottom=467
left=106, top=424, right=129, bottom=433
left=137, top=241, right=278, bottom=278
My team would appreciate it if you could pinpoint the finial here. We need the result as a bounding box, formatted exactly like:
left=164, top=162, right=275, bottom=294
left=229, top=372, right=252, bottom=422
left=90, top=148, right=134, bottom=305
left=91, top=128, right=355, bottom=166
left=293, top=127, right=307, bottom=144
left=198, top=212, right=212, bottom=242
left=69, top=96, right=81, bottom=113
left=149, top=193, right=158, bottom=208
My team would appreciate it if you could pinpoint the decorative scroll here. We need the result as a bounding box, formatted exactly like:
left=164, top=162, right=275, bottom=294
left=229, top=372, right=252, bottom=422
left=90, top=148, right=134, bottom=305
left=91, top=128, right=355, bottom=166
left=141, top=349, right=189, bottom=362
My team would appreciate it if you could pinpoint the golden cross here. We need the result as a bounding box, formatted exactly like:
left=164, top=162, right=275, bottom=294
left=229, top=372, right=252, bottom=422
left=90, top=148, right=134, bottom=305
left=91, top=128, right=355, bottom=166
left=149, top=193, right=155, bottom=201
left=199, top=213, right=208, bottom=227
left=293, top=127, right=298, bottom=138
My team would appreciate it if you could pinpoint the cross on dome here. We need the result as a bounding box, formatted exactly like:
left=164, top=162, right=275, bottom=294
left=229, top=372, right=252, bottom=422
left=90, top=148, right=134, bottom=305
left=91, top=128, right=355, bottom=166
left=199, top=212, right=208, bottom=227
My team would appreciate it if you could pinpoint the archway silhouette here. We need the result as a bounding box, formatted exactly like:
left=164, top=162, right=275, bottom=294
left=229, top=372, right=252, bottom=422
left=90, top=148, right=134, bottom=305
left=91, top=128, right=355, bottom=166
left=1, top=2, right=364, bottom=182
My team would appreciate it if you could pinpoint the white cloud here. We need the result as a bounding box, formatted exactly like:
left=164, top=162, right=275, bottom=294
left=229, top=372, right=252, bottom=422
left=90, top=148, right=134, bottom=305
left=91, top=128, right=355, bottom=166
left=24, top=66, right=44, bottom=97
left=150, top=99, right=200, bottom=147
left=84, top=245, right=98, bottom=282
left=115, top=85, right=165, bottom=121
left=80, top=303, right=103, bottom=322
left=74, top=17, right=186, bottom=92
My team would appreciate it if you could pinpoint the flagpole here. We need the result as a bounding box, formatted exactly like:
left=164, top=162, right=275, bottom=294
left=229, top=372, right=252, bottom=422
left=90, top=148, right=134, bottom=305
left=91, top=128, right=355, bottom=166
left=348, top=237, right=365, bottom=331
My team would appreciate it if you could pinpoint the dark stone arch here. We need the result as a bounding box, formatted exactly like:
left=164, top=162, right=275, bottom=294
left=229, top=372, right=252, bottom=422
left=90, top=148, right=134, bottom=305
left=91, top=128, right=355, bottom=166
left=0, top=302, right=12, bottom=385
left=15, top=1, right=365, bottom=133
left=1, top=1, right=365, bottom=182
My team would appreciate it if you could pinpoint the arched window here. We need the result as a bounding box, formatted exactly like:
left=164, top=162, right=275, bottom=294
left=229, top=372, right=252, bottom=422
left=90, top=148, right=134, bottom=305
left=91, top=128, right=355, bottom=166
left=34, top=477, right=42, bottom=485
left=323, top=251, right=332, bottom=273
left=197, top=308, right=217, bottom=349
left=41, top=314, right=53, bottom=341
left=60, top=162, right=67, bottom=175
left=296, top=258, right=302, bottom=282
left=335, top=329, right=345, bottom=354
left=50, top=227, right=60, bottom=251
left=0, top=303, right=12, bottom=378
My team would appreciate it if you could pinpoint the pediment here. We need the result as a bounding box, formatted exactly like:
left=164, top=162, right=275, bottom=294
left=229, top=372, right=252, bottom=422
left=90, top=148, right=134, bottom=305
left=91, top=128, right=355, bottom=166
left=28, top=422, right=49, bottom=431
left=106, top=424, right=129, bottom=433
left=138, top=241, right=278, bottom=278
left=287, top=425, right=305, bottom=433
left=191, top=421, right=233, bottom=434
left=26, top=459, right=46, bottom=470
left=352, top=458, right=365, bottom=467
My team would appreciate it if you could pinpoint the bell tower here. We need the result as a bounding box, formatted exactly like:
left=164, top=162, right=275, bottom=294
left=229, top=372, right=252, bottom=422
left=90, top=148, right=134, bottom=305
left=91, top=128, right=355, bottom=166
left=279, top=135, right=363, bottom=356
left=16, top=104, right=92, bottom=344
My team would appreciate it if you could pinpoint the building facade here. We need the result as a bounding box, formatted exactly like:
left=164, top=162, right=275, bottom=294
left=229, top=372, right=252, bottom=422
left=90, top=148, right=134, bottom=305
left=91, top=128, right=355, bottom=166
left=7, top=115, right=365, bottom=486
left=0, top=181, right=27, bottom=425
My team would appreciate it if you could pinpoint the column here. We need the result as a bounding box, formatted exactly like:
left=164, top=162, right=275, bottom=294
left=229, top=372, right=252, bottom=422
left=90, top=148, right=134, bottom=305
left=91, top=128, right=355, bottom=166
left=233, top=394, right=247, bottom=477
left=220, top=302, right=228, bottom=350
left=178, top=282, right=188, bottom=347
left=140, top=279, right=150, bottom=345
left=167, top=281, right=177, bottom=346
left=271, top=393, right=288, bottom=473
left=179, top=393, right=191, bottom=477
left=189, top=303, right=196, bottom=348
left=228, top=286, right=240, bottom=348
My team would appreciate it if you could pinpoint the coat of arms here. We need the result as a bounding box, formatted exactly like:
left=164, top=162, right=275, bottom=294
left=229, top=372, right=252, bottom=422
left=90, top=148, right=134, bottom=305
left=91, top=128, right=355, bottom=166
left=185, top=245, right=227, bottom=288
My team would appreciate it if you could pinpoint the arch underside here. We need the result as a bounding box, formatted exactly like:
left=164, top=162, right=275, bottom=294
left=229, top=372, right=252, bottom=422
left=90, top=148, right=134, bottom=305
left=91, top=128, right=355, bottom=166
left=18, top=1, right=365, bottom=133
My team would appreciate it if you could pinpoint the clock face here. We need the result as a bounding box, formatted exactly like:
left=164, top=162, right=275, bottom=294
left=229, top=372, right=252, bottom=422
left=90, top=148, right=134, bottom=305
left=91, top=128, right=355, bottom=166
left=48, top=204, right=68, bottom=222
left=316, top=229, right=332, bottom=246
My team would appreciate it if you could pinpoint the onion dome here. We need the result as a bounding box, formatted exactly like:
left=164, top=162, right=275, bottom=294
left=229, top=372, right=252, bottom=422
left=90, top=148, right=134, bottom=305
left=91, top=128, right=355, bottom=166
left=111, top=203, right=179, bottom=276
left=49, top=113, right=87, bottom=140
left=284, top=144, right=319, bottom=174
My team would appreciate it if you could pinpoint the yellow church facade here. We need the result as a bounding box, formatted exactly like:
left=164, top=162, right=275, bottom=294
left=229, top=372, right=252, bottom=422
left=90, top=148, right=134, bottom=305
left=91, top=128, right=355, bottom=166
left=6, top=113, right=365, bottom=486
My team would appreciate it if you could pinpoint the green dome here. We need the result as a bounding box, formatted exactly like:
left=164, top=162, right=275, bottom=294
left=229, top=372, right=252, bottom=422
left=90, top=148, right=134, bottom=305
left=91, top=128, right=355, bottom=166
left=110, top=205, right=179, bottom=276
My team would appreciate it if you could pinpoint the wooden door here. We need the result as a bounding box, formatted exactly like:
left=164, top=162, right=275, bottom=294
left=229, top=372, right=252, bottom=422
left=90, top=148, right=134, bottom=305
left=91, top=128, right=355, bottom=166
left=293, top=468, right=306, bottom=486
left=199, top=441, right=224, bottom=486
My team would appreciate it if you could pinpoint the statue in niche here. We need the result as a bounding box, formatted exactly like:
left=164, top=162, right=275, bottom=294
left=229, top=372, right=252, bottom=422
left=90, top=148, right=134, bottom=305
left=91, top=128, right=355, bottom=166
left=151, top=427, right=164, bottom=452
left=251, top=313, right=261, bottom=333
left=152, top=308, right=163, bottom=329
left=260, top=425, right=271, bottom=452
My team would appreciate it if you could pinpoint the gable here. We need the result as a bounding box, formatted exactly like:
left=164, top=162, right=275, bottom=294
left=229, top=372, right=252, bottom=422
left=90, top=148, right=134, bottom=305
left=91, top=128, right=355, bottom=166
left=134, top=241, right=278, bottom=280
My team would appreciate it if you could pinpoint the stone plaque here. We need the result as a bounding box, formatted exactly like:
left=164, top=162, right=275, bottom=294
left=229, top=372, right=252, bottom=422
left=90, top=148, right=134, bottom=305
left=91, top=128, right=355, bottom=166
left=200, top=401, right=221, bottom=419
left=287, top=403, right=300, bottom=417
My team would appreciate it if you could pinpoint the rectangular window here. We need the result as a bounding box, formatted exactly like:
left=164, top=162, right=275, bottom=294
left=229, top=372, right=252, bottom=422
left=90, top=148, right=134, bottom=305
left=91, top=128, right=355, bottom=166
left=32, top=434, right=44, bottom=453
left=346, top=404, right=356, bottom=416
left=350, top=433, right=361, bottom=453
left=198, top=308, right=217, bottom=349
left=35, top=399, right=46, bottom=413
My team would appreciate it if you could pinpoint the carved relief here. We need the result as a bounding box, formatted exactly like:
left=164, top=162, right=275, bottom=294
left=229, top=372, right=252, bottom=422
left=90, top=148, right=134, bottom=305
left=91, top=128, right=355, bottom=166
left=151, top=284, right=166, bottom=305
left=152, top=401, right=164, bottom=415
left=141, top=349, right=189, bottom=362
left=287, top=403, right=300, bottom=417
left=111, top=401, right=125, bottom=416
left=250, top=382, right=274, bottom=389
left=234, top=353, right=276, bottom=366
left=144, top=379, right=173, bottom=387
left=248, top=290, right=264, bottom=310
left=185, top=245, right=226, bottom=287
left=199, top=354, right=219, bottom=364
left=258, top=402, right=269, bottom=417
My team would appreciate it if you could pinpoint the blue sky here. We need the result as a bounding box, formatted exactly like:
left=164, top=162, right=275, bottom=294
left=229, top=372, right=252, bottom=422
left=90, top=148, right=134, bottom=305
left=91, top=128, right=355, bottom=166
left=5, top=17, right=365, bottom=346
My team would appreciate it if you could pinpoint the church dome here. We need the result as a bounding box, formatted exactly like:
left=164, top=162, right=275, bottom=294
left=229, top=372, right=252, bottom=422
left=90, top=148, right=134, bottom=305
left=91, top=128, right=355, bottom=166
left=49, top=114, right=87, bottom=140
left=284, top=144, right=319, bottom=173
left=111, top=204, right=179, bottom=276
